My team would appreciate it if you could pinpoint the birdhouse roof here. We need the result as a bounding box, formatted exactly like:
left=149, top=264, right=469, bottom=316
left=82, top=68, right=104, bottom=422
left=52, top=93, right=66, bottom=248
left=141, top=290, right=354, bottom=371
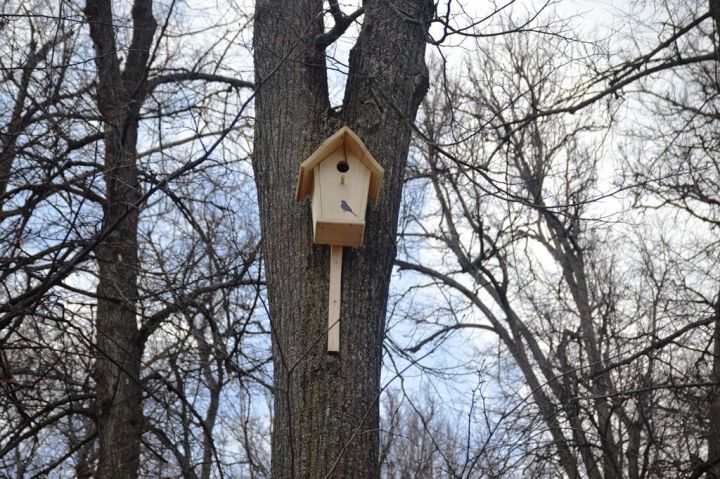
left=295, top=126, right=384, bottom=203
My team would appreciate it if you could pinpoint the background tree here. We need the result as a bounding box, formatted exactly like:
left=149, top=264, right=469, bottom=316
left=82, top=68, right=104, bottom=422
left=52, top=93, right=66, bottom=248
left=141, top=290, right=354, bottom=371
left=1, top=0, right=261, bottom=476
left=620, top=0, right=720, bottom=473
left=392, top=17, right=720, bottom=476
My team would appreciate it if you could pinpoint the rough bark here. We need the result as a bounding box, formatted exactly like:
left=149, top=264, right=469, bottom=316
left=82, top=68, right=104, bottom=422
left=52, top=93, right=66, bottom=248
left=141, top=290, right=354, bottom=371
left=708, top=295, right=720, bottom=478
left=703, top=1, right=720, bottom=474
left=84, top=0, right=157, bottom=477
left=252, top=0, right=433, bottom=476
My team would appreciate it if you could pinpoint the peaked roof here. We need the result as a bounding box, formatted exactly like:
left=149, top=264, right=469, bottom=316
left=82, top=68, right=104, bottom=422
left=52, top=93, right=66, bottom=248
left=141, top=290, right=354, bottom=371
left=295, top=126, right=384, bottom=203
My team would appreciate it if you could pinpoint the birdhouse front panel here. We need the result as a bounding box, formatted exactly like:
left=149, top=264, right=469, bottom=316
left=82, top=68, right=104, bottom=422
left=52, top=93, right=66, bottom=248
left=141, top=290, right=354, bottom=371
left=311, top=146, right=371, bottom=246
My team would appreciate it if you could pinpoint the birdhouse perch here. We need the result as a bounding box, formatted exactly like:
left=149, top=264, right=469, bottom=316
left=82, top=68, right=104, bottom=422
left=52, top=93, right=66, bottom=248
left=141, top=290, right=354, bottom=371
left=295, top=126, right=384, bottom=353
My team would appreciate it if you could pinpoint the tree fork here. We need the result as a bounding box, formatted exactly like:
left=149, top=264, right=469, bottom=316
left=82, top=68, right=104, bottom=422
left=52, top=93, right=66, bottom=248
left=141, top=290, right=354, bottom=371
left=252, top=0, right=433, bottom=476
left=84, top=0, right=157, bottom=477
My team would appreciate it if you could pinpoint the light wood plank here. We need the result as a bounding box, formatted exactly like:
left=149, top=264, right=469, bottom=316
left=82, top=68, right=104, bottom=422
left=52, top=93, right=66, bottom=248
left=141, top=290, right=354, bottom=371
left=328, top=245, right=342, bottom=353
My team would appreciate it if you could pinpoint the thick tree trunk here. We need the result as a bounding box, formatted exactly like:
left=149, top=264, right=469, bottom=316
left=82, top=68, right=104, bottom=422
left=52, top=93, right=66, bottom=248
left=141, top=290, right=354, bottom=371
left=706, top=2, right=719, bottom=475
left=708, top=296, right=720, bottom=478
left=84, top=0, right=156, bottom=477
left=253, top=1, right=433, bottom=477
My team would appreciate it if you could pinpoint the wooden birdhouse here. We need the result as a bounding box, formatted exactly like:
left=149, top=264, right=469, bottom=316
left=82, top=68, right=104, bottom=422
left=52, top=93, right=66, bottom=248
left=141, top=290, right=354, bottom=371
left=295, top=126, right=384, bottom=247
left=295, top=126, right=384, bottom=353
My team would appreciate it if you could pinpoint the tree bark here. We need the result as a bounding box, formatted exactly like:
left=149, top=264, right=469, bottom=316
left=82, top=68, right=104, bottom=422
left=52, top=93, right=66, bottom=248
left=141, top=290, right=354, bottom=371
left=705, top=0, right=719, bottom=472
left=84, top=0, right=156, bottom=477
left=707, top=295, right=720, bottom=478
left=252, top=0, right=433, bottom=476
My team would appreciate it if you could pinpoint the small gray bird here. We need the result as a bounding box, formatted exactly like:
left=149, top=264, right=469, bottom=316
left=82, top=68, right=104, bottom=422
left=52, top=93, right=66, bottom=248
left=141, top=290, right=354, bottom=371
left=340, top=200, right=357, bottom=217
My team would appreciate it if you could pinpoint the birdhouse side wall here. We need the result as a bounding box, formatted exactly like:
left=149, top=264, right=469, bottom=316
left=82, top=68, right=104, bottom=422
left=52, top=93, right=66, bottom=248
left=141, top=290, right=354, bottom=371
left=312, top=169, right=322, bottom=239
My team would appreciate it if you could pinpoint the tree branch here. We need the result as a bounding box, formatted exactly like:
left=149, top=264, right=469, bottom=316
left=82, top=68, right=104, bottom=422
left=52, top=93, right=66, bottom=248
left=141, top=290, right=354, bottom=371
left=314, top=4, right=364, bottom=50
left=147, top=70, right=254, bottom=93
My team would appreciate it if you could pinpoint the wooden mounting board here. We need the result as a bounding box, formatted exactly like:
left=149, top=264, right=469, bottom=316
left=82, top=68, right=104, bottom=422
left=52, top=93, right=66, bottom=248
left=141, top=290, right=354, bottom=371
left=328, top=245, right=342, bottom=353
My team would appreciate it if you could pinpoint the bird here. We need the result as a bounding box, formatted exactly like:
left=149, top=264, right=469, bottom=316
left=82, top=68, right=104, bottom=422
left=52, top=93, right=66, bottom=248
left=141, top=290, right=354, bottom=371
left=340, top=200, right=358, bottom=217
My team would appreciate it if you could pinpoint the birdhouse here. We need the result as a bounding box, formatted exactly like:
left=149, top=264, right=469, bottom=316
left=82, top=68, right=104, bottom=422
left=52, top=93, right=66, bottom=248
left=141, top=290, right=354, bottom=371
left=295, top=126, right=384, bottom=247
left=295, top=127, right=383, bottom=353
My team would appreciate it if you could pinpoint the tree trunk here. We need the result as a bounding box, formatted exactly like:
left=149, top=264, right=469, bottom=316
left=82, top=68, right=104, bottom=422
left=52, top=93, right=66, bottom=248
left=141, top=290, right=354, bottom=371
left=252, top=0, right=433, bottom=476
left=708, top=295, right=720, bottom=478
left=704, top=0, right=719, bottom=475
left=84, top=0, right=156, bottom=477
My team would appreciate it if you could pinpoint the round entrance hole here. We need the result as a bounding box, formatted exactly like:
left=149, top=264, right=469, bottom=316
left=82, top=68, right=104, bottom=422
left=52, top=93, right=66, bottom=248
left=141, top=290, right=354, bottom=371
left=336, top=161, right=349, bottom=173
